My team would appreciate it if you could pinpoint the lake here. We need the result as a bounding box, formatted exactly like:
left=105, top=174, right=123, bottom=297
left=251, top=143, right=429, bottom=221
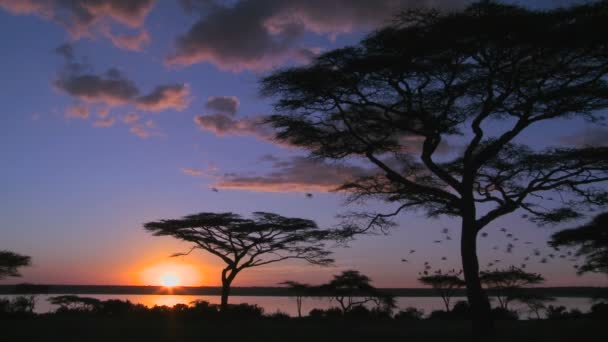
left=1, top=294, right=594, bottom=319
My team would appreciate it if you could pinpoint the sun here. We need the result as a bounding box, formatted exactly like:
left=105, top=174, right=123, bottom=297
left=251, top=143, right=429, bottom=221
left=159, top=272, right=181, bottom=287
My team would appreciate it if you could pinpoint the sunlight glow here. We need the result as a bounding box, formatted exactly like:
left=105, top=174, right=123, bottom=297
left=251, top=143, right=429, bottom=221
left=139, top=262, right=204, bottom=287
left=160, top=272, right=180, bottom=287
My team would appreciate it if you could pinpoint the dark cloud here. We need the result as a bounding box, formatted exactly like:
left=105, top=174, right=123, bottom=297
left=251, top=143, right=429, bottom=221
left=214, top=156, right=370, bottom=192
left=54, top=68, right=139, bottom=105
left=167, top=0, right=466, bottom=70
left=205, top=96, right=240, bottom=115
left=54, top=44, right=191, bottom=111
left=561, top=127, right=608, bottom=147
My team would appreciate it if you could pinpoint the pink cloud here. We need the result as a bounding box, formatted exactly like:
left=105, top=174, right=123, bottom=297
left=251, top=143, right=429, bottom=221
left=135, top=84, right=191, bottom=112
left=105, top=29, right=150, bottom=51
left=65, top=104, right=90, bottom=119
left=92, top=117, right=115, bottom=128
left=213, top=156, right=370, bottom=193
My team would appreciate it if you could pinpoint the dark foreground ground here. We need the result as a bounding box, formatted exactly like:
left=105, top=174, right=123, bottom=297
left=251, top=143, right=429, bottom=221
left=1, top=318, right=606, bottom=342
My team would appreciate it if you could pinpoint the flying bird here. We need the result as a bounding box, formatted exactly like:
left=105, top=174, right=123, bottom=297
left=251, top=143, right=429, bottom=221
left=401, top=259, right=408, bottom=262
left=305, top=193, right=313, bottom=198
left=409, top=250, right=416, bottom=254
left=211, top=187, right=219, bottom=192
left=481, top=232, right=488, bottom=238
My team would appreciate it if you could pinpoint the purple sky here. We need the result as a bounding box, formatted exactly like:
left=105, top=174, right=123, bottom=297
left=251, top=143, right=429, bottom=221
left=0, top=0, right=606, bottom=288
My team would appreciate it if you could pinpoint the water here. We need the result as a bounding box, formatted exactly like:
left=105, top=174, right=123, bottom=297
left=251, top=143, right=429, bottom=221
left=1, top=294, right=594, bottom=319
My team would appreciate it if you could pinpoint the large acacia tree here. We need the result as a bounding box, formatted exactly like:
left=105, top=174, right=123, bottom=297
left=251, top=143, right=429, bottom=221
left=261, top=1, right=608, bottom=333
left=144, top=212, right=333, bottom=310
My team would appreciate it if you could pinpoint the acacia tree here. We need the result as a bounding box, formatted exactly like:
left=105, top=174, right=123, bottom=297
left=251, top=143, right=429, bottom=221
left=321, top=270, right=395, bottom=314
left=280, top=281, right=312, bottom=318
left=550, top=212, right=608, bottom=275
left=0, top=251, right=30, bottom=280
left=480, top=266, right=544, bottom=311
left=144, top=212, right=333, bottom=311
left=418, top=270, right=465, bottom=312
left=261, top=1, right=608, bottom=333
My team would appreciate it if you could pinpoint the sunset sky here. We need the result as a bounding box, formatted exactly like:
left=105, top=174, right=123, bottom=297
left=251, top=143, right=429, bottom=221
left=1, top=0, right=606, bottom=288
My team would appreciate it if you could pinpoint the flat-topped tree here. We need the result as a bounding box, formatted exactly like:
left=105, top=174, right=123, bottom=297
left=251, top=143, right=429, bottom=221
left=261, top=1, right=608, bottom=334
left=418, top=270, right=465, bottom=312
left=480, top=266, right=544, bottom=311
left=144, top=212, right=333, bottom=310
left=0, top=251, right=31, bottom=280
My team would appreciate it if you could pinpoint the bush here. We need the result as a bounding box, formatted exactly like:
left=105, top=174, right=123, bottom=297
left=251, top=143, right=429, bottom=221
left=589, top=302, right=608, bottom=319
left=394, top=307, right=424, bottom=320
left=266, top=310, right=290, bottom=319
left=546, top=305, right=585, bottom=319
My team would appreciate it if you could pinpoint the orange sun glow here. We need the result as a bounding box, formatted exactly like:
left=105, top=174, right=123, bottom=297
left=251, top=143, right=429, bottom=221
left=140, top=262, right=203, bottom=287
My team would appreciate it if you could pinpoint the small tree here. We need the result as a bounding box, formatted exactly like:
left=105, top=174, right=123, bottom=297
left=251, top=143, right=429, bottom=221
left=280, top=281, right=311, bottom=318
left=321, top=270, right=395, bottom=314
left=516, top=293, right=555, bottom=319
left=144, top=212, right=333, bottom=311
left=0, top=251, right=30, bottom=279
left=550, top=212, right=608, bottom=275
left=418, top=270, right=465, bottom=312
left=480, top=266, right=544, bottom=311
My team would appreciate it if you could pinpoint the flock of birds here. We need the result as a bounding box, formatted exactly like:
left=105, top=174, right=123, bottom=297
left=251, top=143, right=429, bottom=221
left=208, top=186, right=579, bottom=273
left=400, top=226, right=580, bottom=276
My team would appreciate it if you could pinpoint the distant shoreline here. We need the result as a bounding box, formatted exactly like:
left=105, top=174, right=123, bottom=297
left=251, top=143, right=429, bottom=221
left=1, top=285, right=606, bottom=297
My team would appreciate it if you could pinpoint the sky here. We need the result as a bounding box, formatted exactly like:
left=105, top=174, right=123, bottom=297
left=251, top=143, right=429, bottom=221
left=0, top=0, right=606, bottom=288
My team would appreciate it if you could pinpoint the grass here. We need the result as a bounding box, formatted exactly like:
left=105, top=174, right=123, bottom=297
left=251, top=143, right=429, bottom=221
left=1, top=317, right=606, bottom=342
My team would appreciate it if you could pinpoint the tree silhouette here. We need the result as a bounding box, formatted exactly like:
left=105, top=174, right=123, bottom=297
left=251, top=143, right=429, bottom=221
left=0, top=251, right=31, bottom=279
left=516, top=293, right=555, bottom=319
left=418, top=270, right=465, bottom=312
left=549, top=212, right=608, bottom=275
left=480, top=266, right=544, bottom=311
left=280, top=280, right=311, bottom=318
left=320, top=270, right=395, bottom=314
left=261, top=1, right=608, bottom=333
left=144, top=212, right=333, bottom=310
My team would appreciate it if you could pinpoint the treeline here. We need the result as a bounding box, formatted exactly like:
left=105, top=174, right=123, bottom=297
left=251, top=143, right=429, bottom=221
left=1, top=285, right=606, bottom=298
left=2, top=295, right=608, bottom=321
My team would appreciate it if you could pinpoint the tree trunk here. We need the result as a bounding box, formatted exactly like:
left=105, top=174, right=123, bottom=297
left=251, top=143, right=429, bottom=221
left=461, top=214, right=494, bottom=337
left=296, top=296, right=302, bottom=318
left=220, top=268, right=237, bottom=312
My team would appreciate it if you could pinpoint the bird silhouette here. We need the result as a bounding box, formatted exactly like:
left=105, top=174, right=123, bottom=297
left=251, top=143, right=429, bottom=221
left=409, top=249, right=416, bottom=254
left=401, top=259, right=408, bottom=262
left=441, top=228, right=449, bottom=234
left=481, top=232, right=488, bottom=238
left=500, top=228, right=507, bottom=232
left=305, top=193, right=313, bottom=198
left=433, top=240, right=442, bottom=244
left=211, top=187, right=219, bottom=192
left=441, top=257, right=447, bottom=261
left=540, top=258, right=548, bottom=264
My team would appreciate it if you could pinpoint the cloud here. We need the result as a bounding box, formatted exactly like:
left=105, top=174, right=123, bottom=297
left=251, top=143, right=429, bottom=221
left=0, top=0, right=155, bottom=38
left=129, top=125, right=151, bottom=138
left=205, top=96, right=240, bottom=115
left=104, top=29, right=150, bottom=51
left=135, top=84, right=191, bottom=112
left=167, top=0, right=465, bottom=71
left=214, top=155, right=369, bottom=192
left=93, top=117, right=115, bottom=127
left=194, top=113, right=276, bottom=141
left=54, top=45, right=191, bottom=112
left=123, top=113, right=139, bottom=124
left=181, top=168, right=204, bottom=176
left=65, top=104, right=90, bottom=119
left=55, top=68, right=139, bottom=106
left=561, top=127, right=608, bottom=147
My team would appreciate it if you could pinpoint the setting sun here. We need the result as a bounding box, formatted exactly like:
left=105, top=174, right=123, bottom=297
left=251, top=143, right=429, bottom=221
left=160, top=272, right=181, bottom=287
left=140, top=262, right=204, bottom=287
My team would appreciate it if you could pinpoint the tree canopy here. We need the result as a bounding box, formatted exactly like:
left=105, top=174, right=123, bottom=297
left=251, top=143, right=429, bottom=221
left=261, top=0, right=608, bottom=331
left=550, top=212, right=608, bottom=275
left=320, top=270, right=395, bottom=313
left=418, top=270, right=466, bottom=312
left=144, top=212, right=334, bottom=309
left=0, top=251, right=31, bottom=280
left=480, top=266, right=545, bottom=310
